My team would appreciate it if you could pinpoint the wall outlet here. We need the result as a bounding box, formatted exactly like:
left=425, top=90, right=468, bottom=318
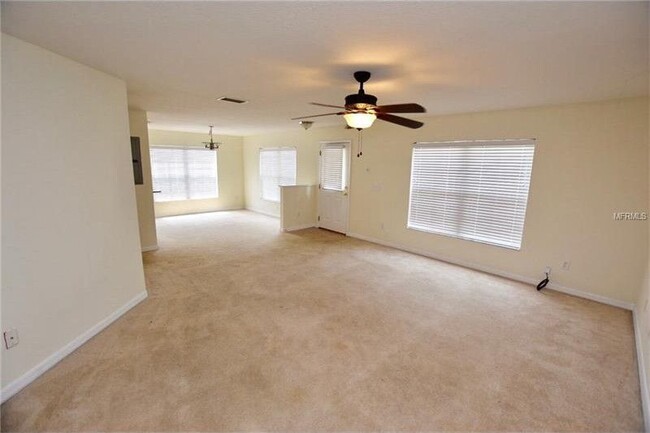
left=544, top=266, right=551, bottom=276
left=562, top=261, right=571, bottom=271
left=3, top=329, right=18, bottom=349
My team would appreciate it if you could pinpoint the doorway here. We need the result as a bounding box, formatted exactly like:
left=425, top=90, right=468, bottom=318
left=317, top=141, right=351, bottom=234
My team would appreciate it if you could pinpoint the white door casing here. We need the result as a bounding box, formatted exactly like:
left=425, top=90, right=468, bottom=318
left=318, top=141, right=350, bottom=234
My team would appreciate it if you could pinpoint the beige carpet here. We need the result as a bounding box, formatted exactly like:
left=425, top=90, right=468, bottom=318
left=1, top=210, right=643, bottom=432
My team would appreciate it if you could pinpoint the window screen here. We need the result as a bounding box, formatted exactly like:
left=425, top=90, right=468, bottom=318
left=150, top=146, right=218, bottom=202
left=408, top=140, right=535, bottom=250
left=320, top=144, right=346, bottom=191
left=259, top=147, right=297, bottom=202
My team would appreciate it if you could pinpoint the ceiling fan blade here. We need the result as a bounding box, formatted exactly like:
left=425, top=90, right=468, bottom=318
left=291, top=112, right=344, bottom=120
left=310, top=102, right=345, bottom=109
left=377, top=113, right=424, bottom=129
left=376, top=103, right=426, bottom=114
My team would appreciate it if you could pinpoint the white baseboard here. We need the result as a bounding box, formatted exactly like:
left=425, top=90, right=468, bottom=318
left=634, top=307, right=650, bottom=431
left=141, top=244, right=159, bottom=252
left=245, top=207, right=280, bottom=219
left=346, top=232, right=634, bottom=311
left=0, top=290, right=148, bottom=403
left=550, top=281, right=634, bottom=310
left=155, top=207, right=244, bottom=219
left=281, top=223, right=316, bottom=232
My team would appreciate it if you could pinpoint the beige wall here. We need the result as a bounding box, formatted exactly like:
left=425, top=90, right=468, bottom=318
left=244, top=97, right=648, bottom=305
left=243, top=130, right=355, bottom=217
left=148, top=129, right=244, bottom=217
left=1, top=35, right=147, bottom=390
left=280, top=185, right=318, bottom=231
left=128, top=110, right=158, bottom=250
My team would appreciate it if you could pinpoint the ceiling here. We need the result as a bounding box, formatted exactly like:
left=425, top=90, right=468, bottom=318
left=2, top=1, right=648, bottom=136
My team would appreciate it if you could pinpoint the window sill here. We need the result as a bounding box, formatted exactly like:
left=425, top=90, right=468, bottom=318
left=406, top=224, right=522, bottom=251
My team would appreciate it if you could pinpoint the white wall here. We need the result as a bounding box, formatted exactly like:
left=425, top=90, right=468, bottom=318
left=632, top=22, right=650, bottom=428
left=635, top=170, right=650, bottom=429
left=634, top=90, right=650, bottom=429
left=128, top=109, right=158, bottom=251
left=148, top=129, right=244, bottom=217
left=244, top=97, right=648, bottom=305
left=1, top=35, right=147, bottom=393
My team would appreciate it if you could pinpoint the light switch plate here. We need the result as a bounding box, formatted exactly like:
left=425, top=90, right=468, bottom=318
left=4, top=329, right=19, bottom=349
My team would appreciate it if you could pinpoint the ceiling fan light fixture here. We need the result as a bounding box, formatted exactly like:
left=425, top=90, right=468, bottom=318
left=291, top=71, right=425, bottom=132
left=344, top=112, right=377, bottom=129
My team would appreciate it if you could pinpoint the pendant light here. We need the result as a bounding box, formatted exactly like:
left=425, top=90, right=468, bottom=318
left=203, top=126, right=221, bottom=150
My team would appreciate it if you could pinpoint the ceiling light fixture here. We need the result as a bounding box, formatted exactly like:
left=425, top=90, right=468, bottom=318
left=343, top=112, right=377, bottom=130
left=292, top=71, right=425, bottom=133
left=299, top=120, right=313, bottom=130
left=202, top=126, right=221, bottom=150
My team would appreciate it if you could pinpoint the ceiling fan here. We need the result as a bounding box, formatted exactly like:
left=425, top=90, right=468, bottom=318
left=292, top=71, right=426, bottom=130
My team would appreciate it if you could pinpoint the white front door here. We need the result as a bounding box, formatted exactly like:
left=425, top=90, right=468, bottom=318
left=318, top=141, right=350, bottom=234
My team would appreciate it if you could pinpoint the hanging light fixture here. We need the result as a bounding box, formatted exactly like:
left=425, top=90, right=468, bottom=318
left=202, top=125, right=221, bottom=150
left=343, top=112, right=377, bottom=130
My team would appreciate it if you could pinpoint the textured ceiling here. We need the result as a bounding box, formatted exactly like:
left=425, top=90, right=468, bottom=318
left=2, top=1, right=648, bottom=135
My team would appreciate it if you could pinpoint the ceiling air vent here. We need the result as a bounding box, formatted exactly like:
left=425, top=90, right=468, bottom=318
left=217, top=96, right=248, bottom=104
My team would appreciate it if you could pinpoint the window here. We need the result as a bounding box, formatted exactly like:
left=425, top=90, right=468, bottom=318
left=320, top=143, right=347, bottom=191
left=150, top=146, right=218, bottom=202
left=408, top=140, right=535, bottom=250
left=259, top=147, right=297, bottom=202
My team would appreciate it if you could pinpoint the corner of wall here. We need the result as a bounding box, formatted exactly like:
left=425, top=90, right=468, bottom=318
left=634, top=303, right=650, bottom=431
left=1, top=290, right=148, bottom=403
left=128, top=109, right=158, bottom=249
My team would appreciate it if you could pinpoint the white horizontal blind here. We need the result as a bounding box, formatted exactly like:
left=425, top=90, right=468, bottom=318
left=150, top=146, right=218, bottom=202
left=320, top=144, right=346, bottom=191
left=259, top=147, right=297, bottom=202
left=408, top=140, right=535, bottom=250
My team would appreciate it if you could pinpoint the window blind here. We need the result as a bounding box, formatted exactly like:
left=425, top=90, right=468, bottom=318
left=259, top=147, right=297, bottom=202
left=150, top=146, right=218, bottom=202
left=408, top=140, right=535, bottom=250
left=320, top=144, right=346, bottom=191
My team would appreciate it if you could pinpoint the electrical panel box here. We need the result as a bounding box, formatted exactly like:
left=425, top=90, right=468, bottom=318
left=130, top=136, right=144, bottom=185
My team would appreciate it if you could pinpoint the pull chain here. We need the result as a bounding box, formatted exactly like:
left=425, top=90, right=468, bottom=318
left=356, top=129, right=363, bottom=157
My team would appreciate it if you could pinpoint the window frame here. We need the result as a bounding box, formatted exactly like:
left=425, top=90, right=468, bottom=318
left=258, top=146, right=297, bottom=203
left=319, top=142, right=348, bottom=192
left=406, top=139, right=536, bottom=250
left=150, top=145, right=219, bottom=203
